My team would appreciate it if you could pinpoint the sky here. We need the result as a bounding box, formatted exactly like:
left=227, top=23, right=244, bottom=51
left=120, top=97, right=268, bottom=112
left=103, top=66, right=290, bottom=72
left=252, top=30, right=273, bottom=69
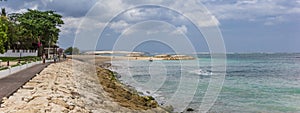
left=0, top=0, right=299, bottom=53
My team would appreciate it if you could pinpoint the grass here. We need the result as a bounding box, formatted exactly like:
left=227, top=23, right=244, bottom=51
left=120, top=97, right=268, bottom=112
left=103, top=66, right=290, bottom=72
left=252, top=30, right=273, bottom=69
left=0, top=56, right=41, bottom=62
left=0, top=56, right=41, bottom=71
left=0, top=67, right=9, bottom=71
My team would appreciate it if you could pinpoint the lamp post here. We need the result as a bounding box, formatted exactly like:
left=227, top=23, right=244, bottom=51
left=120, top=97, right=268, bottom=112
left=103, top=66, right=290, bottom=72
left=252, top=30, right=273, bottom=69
left=16, top=41, right=21, bottom=64
left=48, top=39, right=51, bottom=59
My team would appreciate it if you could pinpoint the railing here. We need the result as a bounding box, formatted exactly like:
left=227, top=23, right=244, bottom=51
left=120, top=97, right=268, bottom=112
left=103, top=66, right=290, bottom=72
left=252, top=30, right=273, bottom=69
left=0, top=50, right=38, bottom=57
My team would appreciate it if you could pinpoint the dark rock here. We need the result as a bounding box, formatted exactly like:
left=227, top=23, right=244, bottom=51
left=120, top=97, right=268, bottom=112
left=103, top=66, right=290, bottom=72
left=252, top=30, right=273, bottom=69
left=186, top=108, right=194, bottom=111
left=138, top=92, right=144, bottom=95
left=143, top=96, right=155, bottom=101
left=113, top=72, right=121, bottom=78
left=146, top=91, right=150, bottom=94
left=71, top=91, right=80, bottom=97
left=163, top=105, right=174, bottom=112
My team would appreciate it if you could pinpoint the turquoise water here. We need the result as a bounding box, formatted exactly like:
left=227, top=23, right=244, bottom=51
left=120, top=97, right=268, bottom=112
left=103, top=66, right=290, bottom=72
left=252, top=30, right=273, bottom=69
left=110, top=53, right=300, bottom=112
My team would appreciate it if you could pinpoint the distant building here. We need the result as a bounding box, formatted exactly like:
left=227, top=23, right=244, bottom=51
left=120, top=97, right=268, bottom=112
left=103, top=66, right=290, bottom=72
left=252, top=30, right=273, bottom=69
left=44, top=45, right=60, bottom=58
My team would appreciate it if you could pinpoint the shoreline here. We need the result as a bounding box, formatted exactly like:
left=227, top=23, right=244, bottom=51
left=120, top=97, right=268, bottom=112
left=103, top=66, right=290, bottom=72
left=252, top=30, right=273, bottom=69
left=0, top=59, right=170, bottom=112
left=70, top=55, right=195, bottom=62
left=84, top=59, right=172, bottom=112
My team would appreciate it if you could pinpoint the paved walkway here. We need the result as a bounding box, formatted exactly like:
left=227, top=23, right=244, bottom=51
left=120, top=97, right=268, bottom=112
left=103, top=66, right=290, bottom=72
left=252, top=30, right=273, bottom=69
left=0, top=63, right=50, bottom=105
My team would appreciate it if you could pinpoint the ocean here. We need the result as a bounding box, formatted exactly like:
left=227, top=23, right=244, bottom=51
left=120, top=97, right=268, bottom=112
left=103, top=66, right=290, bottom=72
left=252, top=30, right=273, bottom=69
left=109, top=53, right=300, bottom=112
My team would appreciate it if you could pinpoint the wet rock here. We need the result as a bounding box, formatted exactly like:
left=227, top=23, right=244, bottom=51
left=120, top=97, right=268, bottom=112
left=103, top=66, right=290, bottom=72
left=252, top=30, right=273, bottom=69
left=146, top=91, right=150, bottom=94
left=186, top=108, right=194, bottom=112
left=163, top=105, right=174, bottom=112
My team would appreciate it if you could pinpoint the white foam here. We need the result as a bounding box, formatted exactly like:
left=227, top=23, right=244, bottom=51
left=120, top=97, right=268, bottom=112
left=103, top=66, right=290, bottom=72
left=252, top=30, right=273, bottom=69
left=189, top=69, right=212, bottom=76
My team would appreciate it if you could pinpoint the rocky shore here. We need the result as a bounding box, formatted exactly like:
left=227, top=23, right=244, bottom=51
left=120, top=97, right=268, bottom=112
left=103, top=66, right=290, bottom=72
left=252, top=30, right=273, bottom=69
left=0, top=60, right=168, bottom=113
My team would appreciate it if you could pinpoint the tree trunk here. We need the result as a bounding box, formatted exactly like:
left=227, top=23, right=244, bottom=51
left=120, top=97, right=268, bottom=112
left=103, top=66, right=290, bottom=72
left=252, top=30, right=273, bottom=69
left=37, top=45, right=44, bottom=57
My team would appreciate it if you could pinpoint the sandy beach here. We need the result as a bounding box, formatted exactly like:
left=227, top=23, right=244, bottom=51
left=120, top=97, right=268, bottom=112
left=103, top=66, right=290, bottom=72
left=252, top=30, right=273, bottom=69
left=0, top=59, right=168, bottom=113
left=70, top=54, right=195, bottom=62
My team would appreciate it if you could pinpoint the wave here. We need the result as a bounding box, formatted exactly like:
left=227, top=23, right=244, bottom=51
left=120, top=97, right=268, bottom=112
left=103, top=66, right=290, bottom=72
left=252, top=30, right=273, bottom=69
left=188, top=69, right=212, bottom=76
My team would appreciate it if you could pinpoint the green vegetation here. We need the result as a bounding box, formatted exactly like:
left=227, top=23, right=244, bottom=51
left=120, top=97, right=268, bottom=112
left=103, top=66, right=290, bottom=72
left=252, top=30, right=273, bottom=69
left=64, top=47, right=80, bottom=55
left=0, top=8, right=63, bottom=71
left=0, top=14, right=8, bottom=54
left=0, top=66, right=8, bottom=71
left=0, top=56, right=40, bottom=62
left=97, top=68, right=159, bottom=110
left=0, top=8, right=64, bottom=56
left=0, top=56, right=41, bottom=71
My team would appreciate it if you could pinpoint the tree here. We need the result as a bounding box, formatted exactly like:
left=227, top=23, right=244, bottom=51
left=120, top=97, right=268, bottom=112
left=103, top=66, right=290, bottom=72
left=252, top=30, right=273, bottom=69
left=4, top=12, right=21, bottom=51
left=17, top=9, right=64, bottom=56
left=0, top=19, right=8, bottom=54
left=1, top=8, right=33, bottom=52
left=64, top=47, right=80, bottom=55
left=1, top=8, right=6, bottom=16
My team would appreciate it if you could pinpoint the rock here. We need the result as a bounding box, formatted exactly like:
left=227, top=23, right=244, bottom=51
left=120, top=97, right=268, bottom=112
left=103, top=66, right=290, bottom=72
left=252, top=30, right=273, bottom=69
left=57, top=87, right=71, bottom=94
left=22, top=96, right=39, bottom=102
left=17, top=108, right=39, bottom=113
left=71, top=91, right=80, bottom=97
left=163, top=105, right=174, bottom=112
left=46, top=96, right=52, bottom=100
left=143, top=96, right=155, bottom=101
left=67, top=105, right=75, bottom=110
left=2, top=97, right=7, bottom=101
left=50, top=99, right=69, bottom=108
left=0, top=60, right=168, bottom=113
left=146, top=91, right=150, bottom=94
left=113, top=72, right=121, bottom=78
left=22, top=85, right=34, bottom=90
left=186, top=108, right=194, bottom=112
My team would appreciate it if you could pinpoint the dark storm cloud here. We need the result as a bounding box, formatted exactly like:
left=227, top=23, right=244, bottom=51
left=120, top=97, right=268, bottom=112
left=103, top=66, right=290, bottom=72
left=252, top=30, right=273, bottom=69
left=0, top=0, right=32, bottom=9
left=41, top=0, right=98, bottom=17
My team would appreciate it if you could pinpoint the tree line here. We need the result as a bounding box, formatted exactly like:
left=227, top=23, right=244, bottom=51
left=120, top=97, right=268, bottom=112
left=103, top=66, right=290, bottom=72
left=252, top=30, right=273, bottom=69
left=0, top=8, right=64, bottom=56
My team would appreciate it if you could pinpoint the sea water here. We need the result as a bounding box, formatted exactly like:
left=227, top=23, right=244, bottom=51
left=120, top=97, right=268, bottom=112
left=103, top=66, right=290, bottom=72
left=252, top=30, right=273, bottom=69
left=110, top=53, right=300, bottom=112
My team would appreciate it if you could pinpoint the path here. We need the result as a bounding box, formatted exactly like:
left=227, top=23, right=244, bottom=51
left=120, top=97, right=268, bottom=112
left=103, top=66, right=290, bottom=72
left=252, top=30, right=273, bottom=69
left=0, top=63, right=50, bottom=105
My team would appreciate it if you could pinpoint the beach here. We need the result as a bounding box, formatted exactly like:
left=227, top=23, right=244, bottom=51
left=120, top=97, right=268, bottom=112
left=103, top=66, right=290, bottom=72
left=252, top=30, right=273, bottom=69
left=0, top=59, right=168, bottom=113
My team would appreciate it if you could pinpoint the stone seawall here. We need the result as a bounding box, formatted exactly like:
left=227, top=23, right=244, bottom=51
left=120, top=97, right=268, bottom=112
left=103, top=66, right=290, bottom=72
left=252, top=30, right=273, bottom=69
left=0, top=60, right=168, bottom=113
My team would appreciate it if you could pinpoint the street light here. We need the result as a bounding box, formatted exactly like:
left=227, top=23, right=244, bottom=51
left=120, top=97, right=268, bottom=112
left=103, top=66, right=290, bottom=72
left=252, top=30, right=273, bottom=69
left=16, top=41, right=21, bottom=64
left=48, top=39, right=51, bottom=59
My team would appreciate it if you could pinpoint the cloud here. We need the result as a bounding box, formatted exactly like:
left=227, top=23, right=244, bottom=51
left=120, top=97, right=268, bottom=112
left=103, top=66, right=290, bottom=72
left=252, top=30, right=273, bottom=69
left=3, top=7, right=27, bottom=14
left=122, top=8, right=162, bottom=22
left=263, top=16, right=286, bottom=26
left=61, top=17, right=82, bottom=35
left=171, top=0, right=220, bottom=27
left=202, top=0, right=300, bottom=25
left=122, top=21, right=167, bottom=36
left=1, top=0, right=220, bottom=38
left=3, top=0, right=297, bottom=51
left=172, top=25, right=188, bottom=34
left=120, top=21, right=188, bottom=37
left=236, top=0, right=258, bottom=5
left=109, top=20, right=130, bottom=33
